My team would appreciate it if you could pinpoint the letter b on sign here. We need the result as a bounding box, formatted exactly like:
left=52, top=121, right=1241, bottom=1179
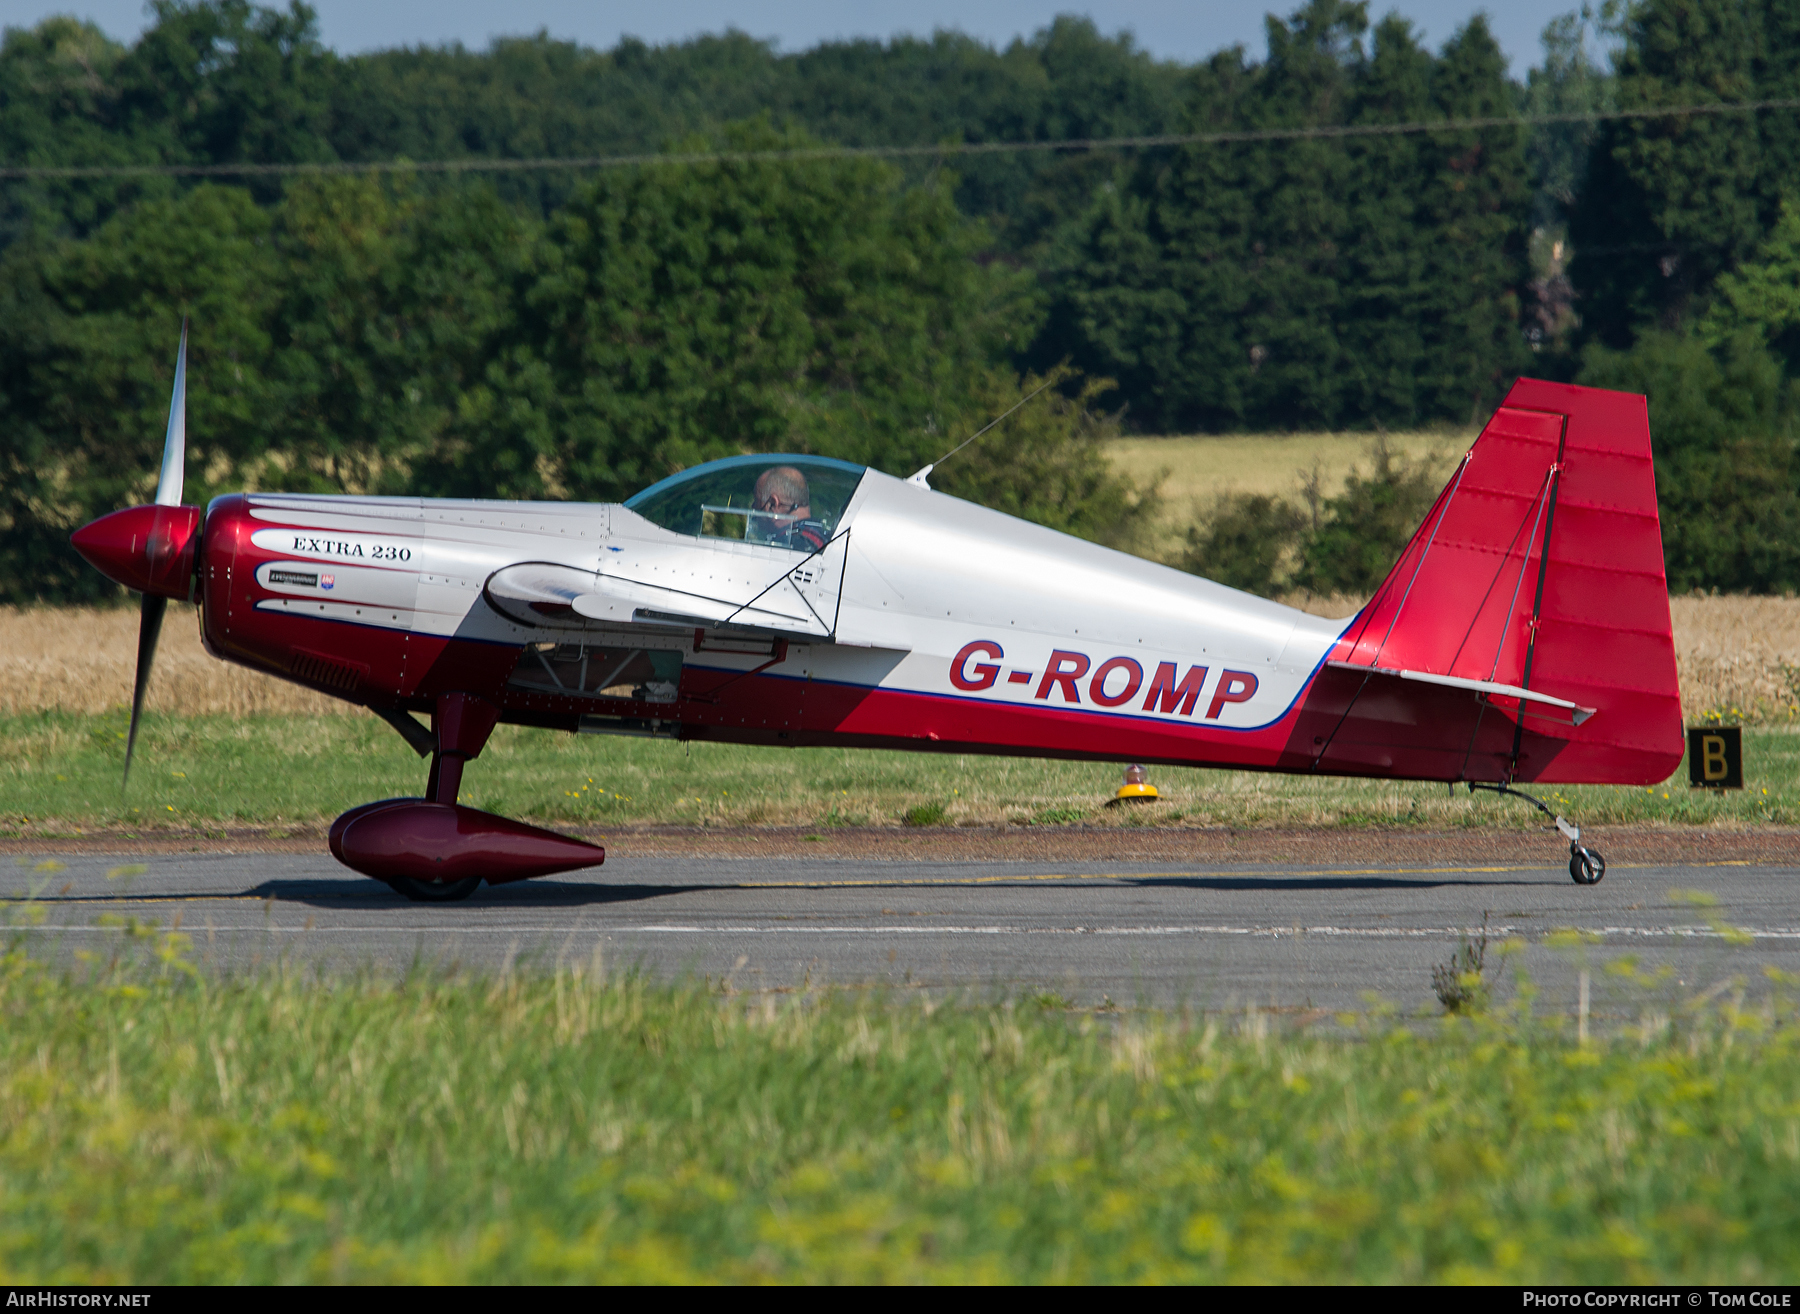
left=1687, top=726, right=1742, bottom=789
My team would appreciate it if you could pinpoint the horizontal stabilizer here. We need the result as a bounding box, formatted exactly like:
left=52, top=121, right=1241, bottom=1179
left=1325, top=661, right=1595, bottom=725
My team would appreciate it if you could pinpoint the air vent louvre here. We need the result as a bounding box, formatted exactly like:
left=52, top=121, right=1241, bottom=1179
left=291, top=648, right=368, bottom=693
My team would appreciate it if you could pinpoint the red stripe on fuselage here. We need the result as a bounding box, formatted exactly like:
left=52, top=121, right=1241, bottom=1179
left=670, top=663, right=1681, bottom=783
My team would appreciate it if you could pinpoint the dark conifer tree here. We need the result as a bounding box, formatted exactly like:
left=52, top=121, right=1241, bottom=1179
left=1036, top=0, right=1529, bottom=432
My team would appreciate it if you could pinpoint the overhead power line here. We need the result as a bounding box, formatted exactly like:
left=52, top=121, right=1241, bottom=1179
left=5, top=97, right=1800, bottom=180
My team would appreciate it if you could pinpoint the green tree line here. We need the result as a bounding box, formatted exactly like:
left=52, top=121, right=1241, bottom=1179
left=5, top=0, right=1800, bottom=599
left=0, top=128, right=1142, bottom=601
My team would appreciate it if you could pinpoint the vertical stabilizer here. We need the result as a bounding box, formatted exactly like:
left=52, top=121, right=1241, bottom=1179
left=1316, top=379, right=1683, bottom=785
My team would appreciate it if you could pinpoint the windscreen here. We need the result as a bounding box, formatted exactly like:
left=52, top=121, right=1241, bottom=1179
left=623, top=454, right=866, bottom=553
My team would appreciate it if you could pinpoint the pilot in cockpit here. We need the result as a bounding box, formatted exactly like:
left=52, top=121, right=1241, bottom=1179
left=751, top=466, right=828, bottom=552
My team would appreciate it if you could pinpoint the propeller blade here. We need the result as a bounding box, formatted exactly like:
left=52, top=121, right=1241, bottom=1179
left=123, top=592, right=166, bottom=789
left=124, top=322, right=187, bottom=786
left=154, top=320, right=187, bottom=507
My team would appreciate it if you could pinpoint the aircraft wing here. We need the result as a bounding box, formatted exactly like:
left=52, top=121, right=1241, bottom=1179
left=484, top=533, right=848, bottom=640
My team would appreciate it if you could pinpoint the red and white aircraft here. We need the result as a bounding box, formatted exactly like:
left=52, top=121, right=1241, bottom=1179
left=73, top=330, right=1683, bottom=899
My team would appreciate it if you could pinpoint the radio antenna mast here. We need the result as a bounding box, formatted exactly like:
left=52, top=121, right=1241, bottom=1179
left=906, top=377, right=1056, bottom=489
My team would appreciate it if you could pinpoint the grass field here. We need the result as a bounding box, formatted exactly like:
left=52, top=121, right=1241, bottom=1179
left=2, top=591, right=1799, bottom=832
left=1105, top=430, right=1468, bottom=556
left=3, top=710, right=1798, bottom=833
left=2, top=927, right=1796, bottom=1283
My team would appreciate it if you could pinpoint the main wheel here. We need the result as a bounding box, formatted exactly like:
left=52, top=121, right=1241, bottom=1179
left=389, top=875, right=483, bottom=902
left=1569, top=847, right=1606, bottom=885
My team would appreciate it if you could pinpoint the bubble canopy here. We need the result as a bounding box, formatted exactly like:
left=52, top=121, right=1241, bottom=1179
left=622, top=454, right=867, bottom=549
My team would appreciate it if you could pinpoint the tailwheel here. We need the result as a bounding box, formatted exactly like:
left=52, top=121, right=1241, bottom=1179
left=1569, top=846, right=1606, bottom=885
left=1468, top=781, right=1604, bottom=887
left=389, top=876, right=483, bottom=903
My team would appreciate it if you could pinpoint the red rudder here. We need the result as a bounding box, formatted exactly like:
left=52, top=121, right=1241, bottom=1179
left=1329, top=379, right=1682, bottom=785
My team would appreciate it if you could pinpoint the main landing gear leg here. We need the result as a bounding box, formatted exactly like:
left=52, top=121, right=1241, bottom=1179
left=392, top=693, right=503, bottom=903
left=1466, top=781, right=1606, bottom=885
left=427, top=691, right=499, bottom=807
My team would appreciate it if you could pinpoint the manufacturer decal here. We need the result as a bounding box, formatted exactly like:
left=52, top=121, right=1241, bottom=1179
left=266, top=569, right=319, bottom=588
left=320, top=573, right=336, bottom=591
left=251, top=527, right=418, bottom=564
left=284, top=535, right=410, bottom=562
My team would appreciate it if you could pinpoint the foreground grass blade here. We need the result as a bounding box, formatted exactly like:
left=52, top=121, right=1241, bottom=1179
left=1, top=928, right=1797, bottom=1284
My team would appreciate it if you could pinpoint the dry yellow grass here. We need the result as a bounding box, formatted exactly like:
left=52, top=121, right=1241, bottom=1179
left=1278, top=591, right=1368, bottom=620
left=1108, top=430, right=1470, bottom=554
left=1668, top=594, right=1800, bottom=720
left=4, top=595, right=1794, bottom=723
left=0, top=604, right=343, bottom=716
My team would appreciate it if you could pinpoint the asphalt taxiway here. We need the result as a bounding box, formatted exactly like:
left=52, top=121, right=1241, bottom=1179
left=6, top=845, right=1797, bottom=1012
